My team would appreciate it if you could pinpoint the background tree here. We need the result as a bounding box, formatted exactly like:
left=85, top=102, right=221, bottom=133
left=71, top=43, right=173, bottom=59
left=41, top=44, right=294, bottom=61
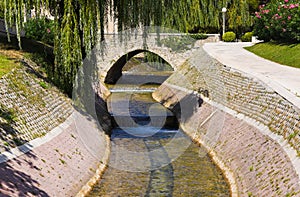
left=0, top=2, right=4, bottom=18
left=2, top=0, right=256, bottom=96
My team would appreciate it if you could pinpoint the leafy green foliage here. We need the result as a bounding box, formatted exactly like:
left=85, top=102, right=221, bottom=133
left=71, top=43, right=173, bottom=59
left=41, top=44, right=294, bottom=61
left=189, top=33, right=208, bottom=40
left=0, top=54, right=18, bottom=78
left=248, top=0, right=260, bottom=12
left=24, top=18, right=55, bottom=46
left=143, top=52, right=173, bottom=71
left=39, top=81, right=49, bottom=89
left=241, top=32, right=253, bottom=42
left=222, top=32, right=236, bottom=42
left=3, top=0, right=255, bottom=95
left=0, top=105, right=17, bottom=123
left=253, top=0, right=300, bottom=43
left=0, top=1, right=4, bottom=18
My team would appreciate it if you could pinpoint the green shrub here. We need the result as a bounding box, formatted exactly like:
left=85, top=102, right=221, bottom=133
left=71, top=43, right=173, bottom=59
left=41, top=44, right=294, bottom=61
left=189, top=33, right=208, bottom=40
left=0, top=106, right=17, bottom=123
left=241, top=32, right=253, bottom=42
left=0, top=4, right=4, bottom=19
left=39, top=81, right=49, bottom=89
left=222, top=32, right=236, bottom=42
left=24, top=18, right=55, bottom=45
left=143, top=52, right=173, bottom=71
left=253, top=1, right=300, bottom=43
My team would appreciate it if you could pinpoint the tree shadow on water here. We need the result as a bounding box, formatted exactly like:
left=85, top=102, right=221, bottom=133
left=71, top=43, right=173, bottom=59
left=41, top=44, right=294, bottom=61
left=169, top=93, right=203, bottom=123
left=0, top=153, right=49, bottom=197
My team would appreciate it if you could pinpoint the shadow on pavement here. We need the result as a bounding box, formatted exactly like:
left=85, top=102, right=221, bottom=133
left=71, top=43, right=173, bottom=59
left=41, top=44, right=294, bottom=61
left=0, top=151, right=49, bottom=197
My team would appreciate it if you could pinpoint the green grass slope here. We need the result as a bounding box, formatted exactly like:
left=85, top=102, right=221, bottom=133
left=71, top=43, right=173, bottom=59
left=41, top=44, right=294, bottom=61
left=245, top=42, right=300, bottom=69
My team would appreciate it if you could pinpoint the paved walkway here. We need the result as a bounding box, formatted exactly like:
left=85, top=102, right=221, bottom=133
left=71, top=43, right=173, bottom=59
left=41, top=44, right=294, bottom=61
left=0, top=110, right=109, bottom=197
left=203, top=42, right=300, bottom=108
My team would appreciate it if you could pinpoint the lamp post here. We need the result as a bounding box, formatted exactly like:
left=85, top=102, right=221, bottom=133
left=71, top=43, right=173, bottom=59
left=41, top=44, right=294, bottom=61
left=222, top=7, right=227, bottom=36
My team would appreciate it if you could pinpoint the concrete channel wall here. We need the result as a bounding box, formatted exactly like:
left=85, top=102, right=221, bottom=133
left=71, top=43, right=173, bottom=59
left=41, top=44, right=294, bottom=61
left=0, top=65, right=110, bottom=196
left=152, top=47, right=300, bottom=196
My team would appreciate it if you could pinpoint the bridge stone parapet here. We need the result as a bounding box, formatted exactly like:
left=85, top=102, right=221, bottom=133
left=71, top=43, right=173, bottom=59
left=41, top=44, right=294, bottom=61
left=95, top=29, right=203, bottom=84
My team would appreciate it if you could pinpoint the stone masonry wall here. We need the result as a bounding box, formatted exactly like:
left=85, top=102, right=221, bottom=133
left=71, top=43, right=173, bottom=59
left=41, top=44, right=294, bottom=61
left=0, top=65, right=73, bottom=152
left=167, top=47, right=300, bottom=155
left=153, top=47, right=300, bottom=196
left=0, top=111, right=110, bottom=197
left=0, top=61, right=110, bottom=196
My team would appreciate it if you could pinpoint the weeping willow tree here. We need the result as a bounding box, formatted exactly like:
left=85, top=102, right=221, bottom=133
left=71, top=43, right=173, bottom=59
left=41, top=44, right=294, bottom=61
left=2, top=0, right=255, bottom=95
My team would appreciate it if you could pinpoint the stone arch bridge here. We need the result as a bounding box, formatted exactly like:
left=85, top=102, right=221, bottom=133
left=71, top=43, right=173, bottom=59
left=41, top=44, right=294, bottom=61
left=90, top=29, right=300, bottom=197
left=95, top=29, right=217, bottom=85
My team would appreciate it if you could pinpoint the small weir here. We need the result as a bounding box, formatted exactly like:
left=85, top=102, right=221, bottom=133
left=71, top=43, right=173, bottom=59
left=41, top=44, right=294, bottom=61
left=88, top=59, right=230, bottom=196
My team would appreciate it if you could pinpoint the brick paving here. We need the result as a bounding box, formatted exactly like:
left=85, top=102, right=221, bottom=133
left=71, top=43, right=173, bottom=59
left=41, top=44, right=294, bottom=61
left=155, top=84, right=300, bottom=196
left=0, top=111, right=109, bottom=197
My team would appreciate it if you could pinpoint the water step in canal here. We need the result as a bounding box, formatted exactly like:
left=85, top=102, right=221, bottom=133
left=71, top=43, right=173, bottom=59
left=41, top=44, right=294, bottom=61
left=88, top=70, right=230, bottom=196
left=88, top=100, right=229, bottom=195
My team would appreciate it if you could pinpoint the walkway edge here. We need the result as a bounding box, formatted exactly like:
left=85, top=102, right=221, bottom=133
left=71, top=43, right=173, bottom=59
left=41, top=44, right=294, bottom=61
left=75, top=135, right=111, bottom=197
left=0, top=111, right=75, bottom=164
left=203, top=43, right=300, bottom=110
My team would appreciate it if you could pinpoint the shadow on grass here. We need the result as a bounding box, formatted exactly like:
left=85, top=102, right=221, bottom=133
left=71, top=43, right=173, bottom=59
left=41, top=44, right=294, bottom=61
left=0, top=107, right=30, bottom=151
left=0, top=34, right=53, bottom=61
left=0, top=34, right=55, bottom=87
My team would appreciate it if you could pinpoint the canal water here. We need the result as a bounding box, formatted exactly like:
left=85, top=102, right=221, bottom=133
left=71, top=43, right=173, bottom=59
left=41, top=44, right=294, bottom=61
left=87, top=60, right=230, bottom=196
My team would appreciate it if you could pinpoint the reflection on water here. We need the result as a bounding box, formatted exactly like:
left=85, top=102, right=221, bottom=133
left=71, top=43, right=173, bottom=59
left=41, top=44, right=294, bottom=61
left=88, top=125, right=230, bottom=196
left=87, top=73, right=230, bottom=196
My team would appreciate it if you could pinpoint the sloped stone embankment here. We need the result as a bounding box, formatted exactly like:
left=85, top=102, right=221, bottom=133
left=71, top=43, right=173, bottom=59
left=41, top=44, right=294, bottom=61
left=0, top=64, right=73, bottom=152
left=153, top=47, right=300, bottom=196
left=0, top=59, right=110, bottom=196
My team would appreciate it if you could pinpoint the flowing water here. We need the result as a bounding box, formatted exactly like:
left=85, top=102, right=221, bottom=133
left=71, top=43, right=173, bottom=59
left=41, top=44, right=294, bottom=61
left=88, top=70, right=230, bottom=196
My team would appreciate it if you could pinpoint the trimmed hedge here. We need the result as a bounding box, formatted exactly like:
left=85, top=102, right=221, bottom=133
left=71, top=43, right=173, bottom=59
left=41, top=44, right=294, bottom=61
left=241, top=32, right=253, bottom=42
left=222, top=32, right=236, bottom=42
left=189, top=33, right=208, bottom=40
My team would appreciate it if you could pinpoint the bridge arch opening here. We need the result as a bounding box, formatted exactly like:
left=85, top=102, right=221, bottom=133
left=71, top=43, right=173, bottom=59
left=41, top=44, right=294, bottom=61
left=104, top=50, right=173, bottom=84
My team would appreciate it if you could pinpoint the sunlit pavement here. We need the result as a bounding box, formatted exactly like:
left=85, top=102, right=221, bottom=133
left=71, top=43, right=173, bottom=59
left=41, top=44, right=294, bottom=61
left=203, top=42, right=300, bottom=108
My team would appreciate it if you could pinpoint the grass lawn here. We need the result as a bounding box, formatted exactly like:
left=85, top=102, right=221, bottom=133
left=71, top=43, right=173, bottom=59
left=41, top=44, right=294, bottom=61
left=245, top=42, right=300, bottom=69
left=0, top=54, right=19, bottom=78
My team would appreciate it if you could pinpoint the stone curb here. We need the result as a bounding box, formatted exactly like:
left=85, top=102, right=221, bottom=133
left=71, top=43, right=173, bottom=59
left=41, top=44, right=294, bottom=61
left=75, top=134, right=111, bottom=197
left=206, top=98, right=300, bottom=187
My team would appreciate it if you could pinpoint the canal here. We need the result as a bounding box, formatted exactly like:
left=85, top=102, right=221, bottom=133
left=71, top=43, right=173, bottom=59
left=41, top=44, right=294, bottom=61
left=87, top=58, right=230, bottom=196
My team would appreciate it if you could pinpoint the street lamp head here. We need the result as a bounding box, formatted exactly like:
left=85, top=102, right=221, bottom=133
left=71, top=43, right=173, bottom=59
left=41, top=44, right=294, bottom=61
left=222, top=7, right=227, bottom=35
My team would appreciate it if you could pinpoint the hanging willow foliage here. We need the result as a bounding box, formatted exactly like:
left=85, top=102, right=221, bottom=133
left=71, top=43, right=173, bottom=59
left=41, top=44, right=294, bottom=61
left=3, top=0, right=255, bottom=95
